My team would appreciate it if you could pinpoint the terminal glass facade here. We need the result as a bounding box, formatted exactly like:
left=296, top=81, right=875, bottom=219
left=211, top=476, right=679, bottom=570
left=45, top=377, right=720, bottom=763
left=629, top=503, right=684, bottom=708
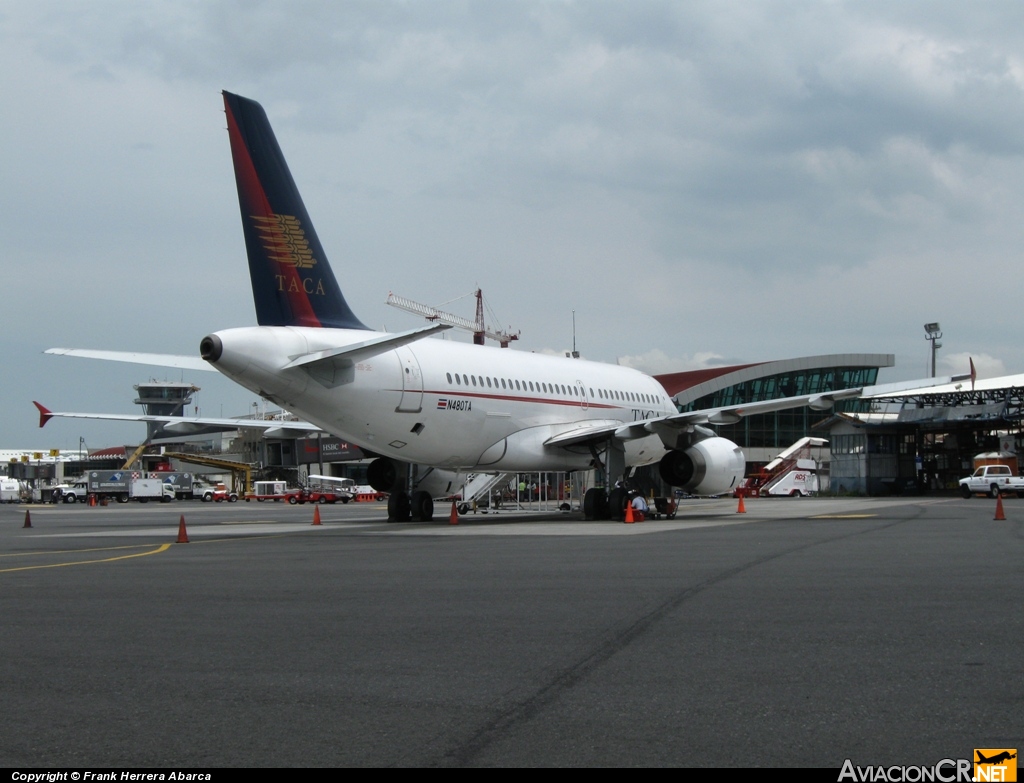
left=678, top=366, right=880, bottom=449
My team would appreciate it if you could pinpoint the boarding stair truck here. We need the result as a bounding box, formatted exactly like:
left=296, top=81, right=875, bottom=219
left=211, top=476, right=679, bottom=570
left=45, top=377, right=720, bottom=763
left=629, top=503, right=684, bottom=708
left=741, top=437, right=829, bottom=497
left=454, top=472, right=516, bottom=513
left=87, top=471, right=175, bottom=504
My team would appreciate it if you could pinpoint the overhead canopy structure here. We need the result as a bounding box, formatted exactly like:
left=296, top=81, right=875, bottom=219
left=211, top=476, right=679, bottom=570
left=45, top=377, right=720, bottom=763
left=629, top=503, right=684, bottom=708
left=655, top=353, right=896, bottom=453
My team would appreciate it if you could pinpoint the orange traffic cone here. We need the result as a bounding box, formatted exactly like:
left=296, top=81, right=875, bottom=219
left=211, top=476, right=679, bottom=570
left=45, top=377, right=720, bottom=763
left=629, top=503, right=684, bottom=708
left=737, top=494, right=747, bottom=514
left=23, top=509, right=32, bottom=528
left=312, top=506, right=322, bottom=526
left=994, top=494, right=1006, bottom=521
left=176, top=515, right=190, bottom=544
left=624, top=501, right=635, bottom=524
left=449, top=501, right=459, bottom=525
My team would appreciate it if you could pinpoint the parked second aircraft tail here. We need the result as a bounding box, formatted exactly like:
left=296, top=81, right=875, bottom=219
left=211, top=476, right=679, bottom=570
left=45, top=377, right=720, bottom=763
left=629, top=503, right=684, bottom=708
left=223, top=90, right=368, bottom=331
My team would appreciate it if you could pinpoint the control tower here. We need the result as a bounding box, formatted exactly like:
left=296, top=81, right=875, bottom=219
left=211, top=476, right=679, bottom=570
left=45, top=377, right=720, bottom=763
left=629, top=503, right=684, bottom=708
left=134, top=381, right=200, bottom=440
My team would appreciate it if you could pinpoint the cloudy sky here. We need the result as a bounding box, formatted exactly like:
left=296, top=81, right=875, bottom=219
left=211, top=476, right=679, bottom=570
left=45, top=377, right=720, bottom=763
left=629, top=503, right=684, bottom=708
left=3, top=1, right=1023, bottom=450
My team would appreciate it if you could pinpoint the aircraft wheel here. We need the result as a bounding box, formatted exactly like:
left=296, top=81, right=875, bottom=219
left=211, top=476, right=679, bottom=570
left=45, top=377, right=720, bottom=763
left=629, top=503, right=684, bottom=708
left=388, top=491, right=411, bottom=522
left=582, top=488, right=608, bottom=520
left=607, top=487, right=627, bottom=521
left=410, top=490, right=434, bottom=522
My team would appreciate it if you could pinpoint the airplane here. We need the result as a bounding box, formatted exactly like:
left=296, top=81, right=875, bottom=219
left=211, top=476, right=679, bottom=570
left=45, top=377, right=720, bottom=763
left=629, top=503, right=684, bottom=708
left=976, top=752, right=1016, bottom=765
left=38, top=91, right=966, bottom=522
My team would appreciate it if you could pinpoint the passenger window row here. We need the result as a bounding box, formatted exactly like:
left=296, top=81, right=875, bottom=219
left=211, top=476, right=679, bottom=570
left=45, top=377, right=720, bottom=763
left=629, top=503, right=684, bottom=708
left=443, top=372, right=665, bottom=407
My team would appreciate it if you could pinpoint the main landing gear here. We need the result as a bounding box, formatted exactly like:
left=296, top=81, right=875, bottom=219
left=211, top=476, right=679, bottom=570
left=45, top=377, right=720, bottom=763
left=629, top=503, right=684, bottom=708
left=582, top=487, right=677, bottom=521
left=371, top=458, right=435, bottom=522
left=583, top=487, right=630, bottom=521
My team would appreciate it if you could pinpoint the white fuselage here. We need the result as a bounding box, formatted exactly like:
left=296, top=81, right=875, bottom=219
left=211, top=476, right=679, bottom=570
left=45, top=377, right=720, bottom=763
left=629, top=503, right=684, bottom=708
left=208, top=326, right=677, bottom=472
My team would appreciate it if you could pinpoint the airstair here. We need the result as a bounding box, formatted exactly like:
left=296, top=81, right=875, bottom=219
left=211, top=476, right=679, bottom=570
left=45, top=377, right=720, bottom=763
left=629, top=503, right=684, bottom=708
left=459, top=472, right=515, bottom=505
left=743, top=437, right=829, bottom=497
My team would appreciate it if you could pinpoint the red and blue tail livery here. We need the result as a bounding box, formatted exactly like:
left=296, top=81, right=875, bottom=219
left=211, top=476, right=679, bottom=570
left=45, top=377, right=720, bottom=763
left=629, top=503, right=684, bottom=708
left=223, top=91, right=368, bottom=331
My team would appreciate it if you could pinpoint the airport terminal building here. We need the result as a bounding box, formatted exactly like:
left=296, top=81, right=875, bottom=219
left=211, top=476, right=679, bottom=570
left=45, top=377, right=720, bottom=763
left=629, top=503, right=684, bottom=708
left=655, top=354, right=893, bottom=462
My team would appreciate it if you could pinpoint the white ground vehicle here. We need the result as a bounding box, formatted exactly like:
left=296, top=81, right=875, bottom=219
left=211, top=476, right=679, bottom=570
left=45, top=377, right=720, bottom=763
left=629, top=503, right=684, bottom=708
left=1, top=478, right=24, bottom=503
left=90, top=474, right=174, bottom=503
left=959, top=465, right=1024, bottom=498
left=52, top=479, right=90, bottom=503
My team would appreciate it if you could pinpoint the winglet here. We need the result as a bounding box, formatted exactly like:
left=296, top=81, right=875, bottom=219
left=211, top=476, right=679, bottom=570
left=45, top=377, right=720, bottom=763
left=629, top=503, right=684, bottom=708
left=970, top=356, right=977, bottom=391
left=33, top=401, right=54, bottom=428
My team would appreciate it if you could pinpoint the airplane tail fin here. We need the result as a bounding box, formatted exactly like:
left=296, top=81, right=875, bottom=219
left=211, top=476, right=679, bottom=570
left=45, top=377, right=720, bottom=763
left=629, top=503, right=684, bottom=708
left=222, top=91, right=369, bottom=330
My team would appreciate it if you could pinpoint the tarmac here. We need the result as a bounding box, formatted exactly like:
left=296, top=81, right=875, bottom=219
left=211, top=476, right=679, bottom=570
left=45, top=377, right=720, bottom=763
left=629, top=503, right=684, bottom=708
left=1, top=494, right=1021, bottom=767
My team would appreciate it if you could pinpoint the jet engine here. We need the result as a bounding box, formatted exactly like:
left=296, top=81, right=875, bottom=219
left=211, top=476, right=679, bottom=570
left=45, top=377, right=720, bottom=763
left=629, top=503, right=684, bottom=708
left=658, top=436, right=745, bottom=496
left=367, top=457, right=398, bottom=493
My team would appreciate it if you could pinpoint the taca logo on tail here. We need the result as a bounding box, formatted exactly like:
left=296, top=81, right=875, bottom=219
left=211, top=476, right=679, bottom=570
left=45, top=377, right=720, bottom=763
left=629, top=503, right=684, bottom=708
left=222, top=90, right=369, bottom=331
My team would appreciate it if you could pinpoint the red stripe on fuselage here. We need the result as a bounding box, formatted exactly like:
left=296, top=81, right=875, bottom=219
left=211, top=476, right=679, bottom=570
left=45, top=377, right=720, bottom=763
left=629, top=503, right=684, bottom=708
left=416, top=388, right=625, bottom=409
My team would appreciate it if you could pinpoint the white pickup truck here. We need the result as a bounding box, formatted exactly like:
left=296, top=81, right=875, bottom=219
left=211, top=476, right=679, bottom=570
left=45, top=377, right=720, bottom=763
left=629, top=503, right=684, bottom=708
left=959, top=465, right=1024, bottom=498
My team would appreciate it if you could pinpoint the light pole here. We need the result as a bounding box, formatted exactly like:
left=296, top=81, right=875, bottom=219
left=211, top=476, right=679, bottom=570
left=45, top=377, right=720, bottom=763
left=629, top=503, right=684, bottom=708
left=924, top=322, right=942, bottom=378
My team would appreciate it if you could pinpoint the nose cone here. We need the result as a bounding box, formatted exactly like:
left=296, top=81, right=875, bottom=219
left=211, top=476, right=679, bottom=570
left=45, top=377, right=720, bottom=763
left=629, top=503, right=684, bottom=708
left=200, top=334, right=223, bottom=363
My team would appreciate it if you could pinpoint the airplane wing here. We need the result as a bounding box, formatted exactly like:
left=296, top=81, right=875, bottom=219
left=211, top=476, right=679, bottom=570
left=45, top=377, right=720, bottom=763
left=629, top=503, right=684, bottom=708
left=544, top=389, right=863, bottom=449
left=33, top=401, right=322, bottom=436
left=44, top=348, right=215, bottom=372
left=543, top=373, right=970, bottom=451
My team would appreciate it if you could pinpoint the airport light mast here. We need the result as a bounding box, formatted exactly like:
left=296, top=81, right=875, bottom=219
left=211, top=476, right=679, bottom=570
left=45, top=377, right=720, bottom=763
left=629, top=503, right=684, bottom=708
left=924, top=322, right=942, bottom=377
left=386, top=289, right=520, bottom=347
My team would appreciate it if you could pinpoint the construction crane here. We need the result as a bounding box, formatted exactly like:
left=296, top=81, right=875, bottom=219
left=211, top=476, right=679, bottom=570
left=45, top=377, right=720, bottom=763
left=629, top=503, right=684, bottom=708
left=385, top=289, right=520, bottom=347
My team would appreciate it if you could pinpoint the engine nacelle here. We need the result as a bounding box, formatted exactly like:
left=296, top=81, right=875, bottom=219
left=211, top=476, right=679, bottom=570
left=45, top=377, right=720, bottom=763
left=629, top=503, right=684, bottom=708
left=367, top=457, right=399, bottom=493
left=658, top=437, right=745, bottom=496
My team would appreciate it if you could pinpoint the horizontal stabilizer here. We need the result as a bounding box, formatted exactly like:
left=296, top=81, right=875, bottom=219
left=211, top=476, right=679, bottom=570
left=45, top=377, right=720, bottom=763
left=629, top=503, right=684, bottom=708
left=33, top=401, right=320, bottom=433
left=282, top=323, right=452, bottom=370
left=45, top=348, right=214, bottom=372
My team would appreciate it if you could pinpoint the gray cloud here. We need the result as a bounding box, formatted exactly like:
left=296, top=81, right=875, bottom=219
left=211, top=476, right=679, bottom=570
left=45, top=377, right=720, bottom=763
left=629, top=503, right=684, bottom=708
left=3, top=1, right=1023, bottom=446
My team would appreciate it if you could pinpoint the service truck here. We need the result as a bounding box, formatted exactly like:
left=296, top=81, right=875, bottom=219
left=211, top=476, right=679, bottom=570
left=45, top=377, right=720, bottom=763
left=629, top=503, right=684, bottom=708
left=160, top=474, right=232, bottom=501
left=87, top=471, right=175, bottom=504
left=52, top=479, right=90, bottom=503
left=958, top=465, right=1024, bottom=498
